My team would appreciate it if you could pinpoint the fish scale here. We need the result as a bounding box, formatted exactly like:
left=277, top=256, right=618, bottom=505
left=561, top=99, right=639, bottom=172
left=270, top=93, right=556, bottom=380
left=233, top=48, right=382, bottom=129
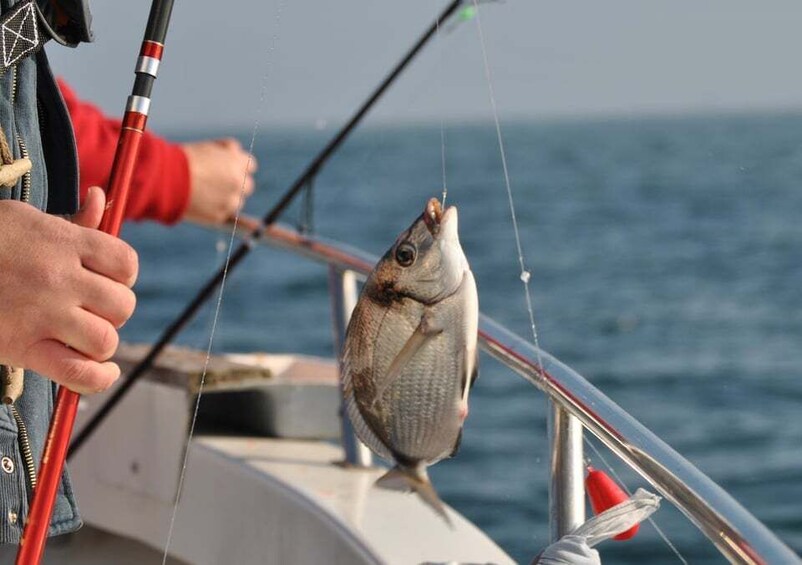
left=391, top=339, right=462, bottom=460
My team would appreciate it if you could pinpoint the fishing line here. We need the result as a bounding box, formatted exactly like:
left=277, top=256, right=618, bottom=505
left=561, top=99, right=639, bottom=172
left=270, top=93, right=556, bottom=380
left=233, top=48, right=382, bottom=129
left=440, top=117, right=448, bottom=207
left=584, top=437, right=689, bottom=564
left=160, top=2, right=286, bottom=562
left=321, top=20, right=459, bottom=218
left=436, top=0, right=448, bottom=207
left=469, top=0, right=544, bottom=369
left=295, top=61, right=448, bottom=231
left=470, top=5, right=557, bottom=549
left=470, top=4, right=688, bottom=562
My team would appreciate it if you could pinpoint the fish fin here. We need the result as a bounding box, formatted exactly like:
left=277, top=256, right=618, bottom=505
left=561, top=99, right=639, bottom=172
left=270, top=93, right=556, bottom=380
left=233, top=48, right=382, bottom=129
left=470, top=350, right=479, bottom=388
left=375, top=466, right=414, bottom=492
left=373, top=315, right=442, bottom=404
left=459, top=347, right=479, bottom=407
left=376, top=465, right=452, bottom=527
left=340, top=344, right=352, bottom=394
left=449, top=428, right=463, bottom=458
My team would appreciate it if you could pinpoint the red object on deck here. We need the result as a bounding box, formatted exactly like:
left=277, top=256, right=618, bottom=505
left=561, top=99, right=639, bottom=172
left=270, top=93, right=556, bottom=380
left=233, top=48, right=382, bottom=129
left=585, top=466, right=639, bottom=541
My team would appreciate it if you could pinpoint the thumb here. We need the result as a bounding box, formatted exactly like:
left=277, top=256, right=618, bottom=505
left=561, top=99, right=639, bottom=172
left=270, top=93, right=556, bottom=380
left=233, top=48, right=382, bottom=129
left=73, top=186, right=107, bottom=229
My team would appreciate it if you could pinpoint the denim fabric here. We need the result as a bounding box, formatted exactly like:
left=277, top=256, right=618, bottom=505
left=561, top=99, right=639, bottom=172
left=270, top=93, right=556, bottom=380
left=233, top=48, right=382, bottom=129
left=0, top=410, right=29, bottom=542
left=0, top=0, right=83, bottom=543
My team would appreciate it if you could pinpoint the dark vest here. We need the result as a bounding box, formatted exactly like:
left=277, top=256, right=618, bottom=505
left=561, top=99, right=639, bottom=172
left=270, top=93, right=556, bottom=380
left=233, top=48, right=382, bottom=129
left=0, top=0, right=89, bottom=543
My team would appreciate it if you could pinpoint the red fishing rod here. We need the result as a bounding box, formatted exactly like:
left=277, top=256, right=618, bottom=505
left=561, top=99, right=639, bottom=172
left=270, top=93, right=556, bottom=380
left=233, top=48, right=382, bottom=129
left=16, top=1, right=176, bottom=562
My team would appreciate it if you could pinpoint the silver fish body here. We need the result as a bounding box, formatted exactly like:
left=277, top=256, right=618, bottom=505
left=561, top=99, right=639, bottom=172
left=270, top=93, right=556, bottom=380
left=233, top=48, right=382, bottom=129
left=342, top=198, right=478, bottom=522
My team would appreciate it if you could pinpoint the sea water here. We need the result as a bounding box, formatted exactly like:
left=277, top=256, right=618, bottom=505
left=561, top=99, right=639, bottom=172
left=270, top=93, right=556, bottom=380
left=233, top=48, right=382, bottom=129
left=121, top=114, right=802, bottom=564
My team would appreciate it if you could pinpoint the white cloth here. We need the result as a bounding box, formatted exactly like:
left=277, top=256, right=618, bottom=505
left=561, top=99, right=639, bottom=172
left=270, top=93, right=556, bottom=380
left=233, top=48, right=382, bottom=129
left=533, top=488, right=661, bottom=565
left=534, top=536, right=601, bottom=565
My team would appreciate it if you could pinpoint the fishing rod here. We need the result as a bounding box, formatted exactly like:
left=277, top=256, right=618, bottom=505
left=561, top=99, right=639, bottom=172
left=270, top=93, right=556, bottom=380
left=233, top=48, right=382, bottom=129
left=68, top=0, right=468, bottom=459
left=16, top=1, right=176, bottom=563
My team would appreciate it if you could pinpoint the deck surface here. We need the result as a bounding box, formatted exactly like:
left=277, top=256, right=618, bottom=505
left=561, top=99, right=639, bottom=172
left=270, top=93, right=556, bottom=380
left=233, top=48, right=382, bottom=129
left=54, top=349, right=514, bottom=564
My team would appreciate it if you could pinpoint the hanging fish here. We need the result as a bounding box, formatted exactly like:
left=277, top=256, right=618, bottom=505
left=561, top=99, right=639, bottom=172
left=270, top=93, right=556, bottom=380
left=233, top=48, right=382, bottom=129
left=342, top=197, right=479, bottom=524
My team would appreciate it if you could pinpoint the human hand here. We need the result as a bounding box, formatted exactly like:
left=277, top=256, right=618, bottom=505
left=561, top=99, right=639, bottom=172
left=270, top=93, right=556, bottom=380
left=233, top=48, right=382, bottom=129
left=182, top=138, right=258, bottom=225
left=0, top=187, right=138, bottom=394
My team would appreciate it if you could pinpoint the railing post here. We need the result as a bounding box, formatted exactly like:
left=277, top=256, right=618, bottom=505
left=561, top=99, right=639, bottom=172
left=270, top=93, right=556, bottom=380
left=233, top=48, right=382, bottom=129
left=329, top=266, right=373, bottom=467
left=548, top=402, right=585, bottom=541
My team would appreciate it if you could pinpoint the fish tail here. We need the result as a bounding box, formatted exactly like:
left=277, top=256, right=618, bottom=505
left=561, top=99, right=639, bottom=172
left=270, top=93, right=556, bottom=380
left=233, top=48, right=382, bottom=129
left=376, top=465, right=452, bottom=527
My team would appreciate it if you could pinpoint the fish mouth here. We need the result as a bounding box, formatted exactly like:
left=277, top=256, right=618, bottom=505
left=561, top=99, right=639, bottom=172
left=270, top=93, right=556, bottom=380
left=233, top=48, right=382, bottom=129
left=423, top=198, right=456, bottom=235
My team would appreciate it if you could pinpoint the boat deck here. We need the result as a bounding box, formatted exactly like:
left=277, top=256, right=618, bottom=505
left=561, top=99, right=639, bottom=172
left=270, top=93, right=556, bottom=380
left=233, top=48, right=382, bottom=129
left=48, top=346, right=513, bottom=564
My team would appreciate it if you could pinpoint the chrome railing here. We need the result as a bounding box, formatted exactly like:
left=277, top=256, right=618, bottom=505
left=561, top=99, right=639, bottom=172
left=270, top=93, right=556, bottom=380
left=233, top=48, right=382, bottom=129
left=233, top=215, right=800, bottom=565
left=328, top=265, right=373, bottom=468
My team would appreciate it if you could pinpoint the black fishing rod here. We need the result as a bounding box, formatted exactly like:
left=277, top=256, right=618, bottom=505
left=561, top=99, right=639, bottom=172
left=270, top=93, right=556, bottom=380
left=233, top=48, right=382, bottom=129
left=68, top=0, right=467, bottom=458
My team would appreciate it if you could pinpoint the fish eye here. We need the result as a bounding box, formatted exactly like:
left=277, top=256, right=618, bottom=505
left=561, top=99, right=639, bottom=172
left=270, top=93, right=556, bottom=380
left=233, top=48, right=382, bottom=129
left=395, top=243, right=416, bottom=267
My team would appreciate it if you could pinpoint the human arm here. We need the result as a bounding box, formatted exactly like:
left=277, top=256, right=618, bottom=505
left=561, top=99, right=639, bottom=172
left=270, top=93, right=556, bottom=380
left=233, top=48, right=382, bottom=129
left=58, top=79, right=257, bottom=225
left=59, top=79, right=192, bottom=224
left=181, top=138, right=257, bottom=225
left=0, top=187, right=138, bottom=394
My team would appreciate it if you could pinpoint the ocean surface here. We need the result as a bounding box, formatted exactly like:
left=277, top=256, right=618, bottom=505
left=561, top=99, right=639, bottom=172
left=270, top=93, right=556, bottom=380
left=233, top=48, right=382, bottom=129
left=120, top=114, right=802, bottom=564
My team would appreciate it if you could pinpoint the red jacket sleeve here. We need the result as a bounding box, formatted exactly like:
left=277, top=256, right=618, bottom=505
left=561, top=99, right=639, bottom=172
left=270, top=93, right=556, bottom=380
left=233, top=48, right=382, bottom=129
left=58, top=79, right=191, bottom=224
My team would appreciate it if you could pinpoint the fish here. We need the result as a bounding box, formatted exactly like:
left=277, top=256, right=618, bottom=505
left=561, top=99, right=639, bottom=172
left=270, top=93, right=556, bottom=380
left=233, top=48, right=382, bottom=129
left=341, top=197, right=479, bottom=524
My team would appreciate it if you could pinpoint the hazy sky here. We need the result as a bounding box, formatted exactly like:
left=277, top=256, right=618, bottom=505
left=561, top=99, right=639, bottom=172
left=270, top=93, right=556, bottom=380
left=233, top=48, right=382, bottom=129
left=48, top=1, right=802, bottom=133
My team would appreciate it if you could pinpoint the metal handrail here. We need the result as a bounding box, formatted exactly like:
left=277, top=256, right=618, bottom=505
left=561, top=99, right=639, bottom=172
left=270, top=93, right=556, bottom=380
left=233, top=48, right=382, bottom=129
left=232, top=215, right=800, bottom=564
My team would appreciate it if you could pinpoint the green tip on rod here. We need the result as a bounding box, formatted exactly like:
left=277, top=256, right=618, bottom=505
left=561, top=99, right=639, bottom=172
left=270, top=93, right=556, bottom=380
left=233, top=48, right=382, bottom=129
left=458, top=6, right=477, bottom=21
